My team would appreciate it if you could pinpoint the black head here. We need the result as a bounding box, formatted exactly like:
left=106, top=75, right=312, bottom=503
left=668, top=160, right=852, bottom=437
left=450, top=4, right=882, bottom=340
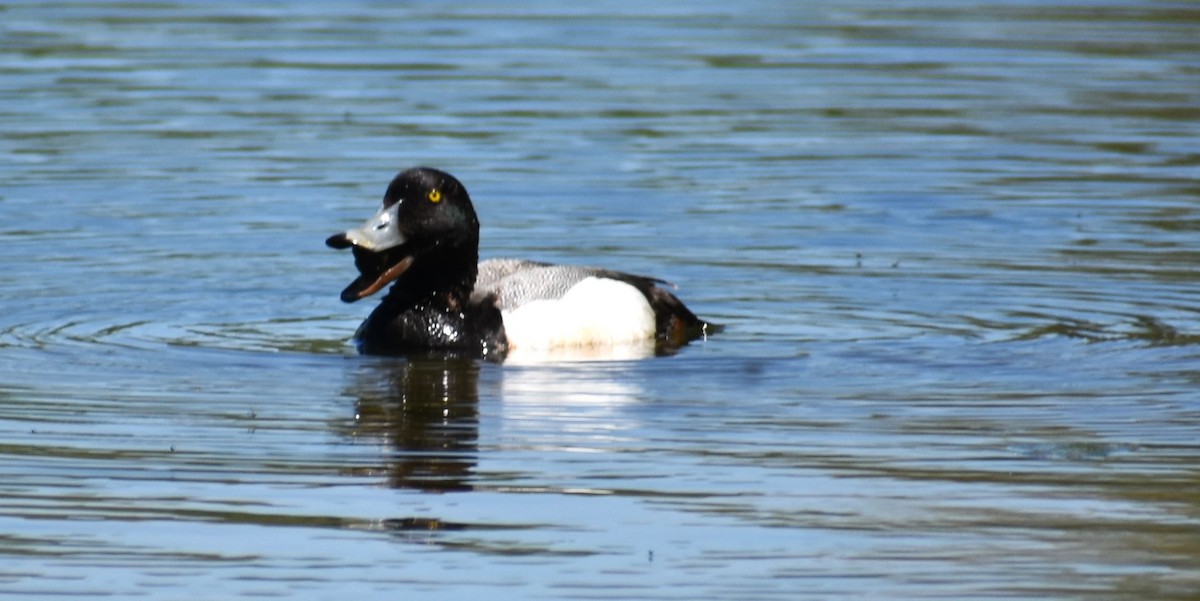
left=326, top=167, right=480, bottom=303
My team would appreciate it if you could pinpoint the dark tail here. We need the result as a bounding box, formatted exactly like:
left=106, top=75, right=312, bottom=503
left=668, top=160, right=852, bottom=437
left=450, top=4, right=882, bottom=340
left=646, top=287, right=722, bottom=348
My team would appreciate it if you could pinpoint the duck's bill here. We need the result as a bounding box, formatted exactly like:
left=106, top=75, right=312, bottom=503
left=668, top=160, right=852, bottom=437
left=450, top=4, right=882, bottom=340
left=326, top=204, right=404, bottom=252
left=326, top=203, right=413, bottom=303
left=333, top=247, right=414, bottom=303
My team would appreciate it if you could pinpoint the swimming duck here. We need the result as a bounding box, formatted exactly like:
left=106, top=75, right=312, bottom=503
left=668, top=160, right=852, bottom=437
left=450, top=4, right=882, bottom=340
left=326, top=167, right=717, bottom=359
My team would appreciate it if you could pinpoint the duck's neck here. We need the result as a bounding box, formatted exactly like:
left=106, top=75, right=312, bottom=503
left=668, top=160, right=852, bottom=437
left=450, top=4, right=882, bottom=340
left=381, top=245, right=478, bottom=312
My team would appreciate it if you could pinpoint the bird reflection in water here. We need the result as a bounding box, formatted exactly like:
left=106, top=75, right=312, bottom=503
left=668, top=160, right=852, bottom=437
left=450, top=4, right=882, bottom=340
left=341, top=358, right=480, bottom=492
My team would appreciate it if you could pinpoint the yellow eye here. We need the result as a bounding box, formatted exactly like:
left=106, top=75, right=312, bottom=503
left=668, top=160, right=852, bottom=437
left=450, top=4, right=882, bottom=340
left=427, top=189, right=442, bottom=203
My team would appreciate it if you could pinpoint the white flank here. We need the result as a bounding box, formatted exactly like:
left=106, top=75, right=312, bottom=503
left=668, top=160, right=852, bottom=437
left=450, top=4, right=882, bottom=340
left=501, top=277, right=656, bottom=350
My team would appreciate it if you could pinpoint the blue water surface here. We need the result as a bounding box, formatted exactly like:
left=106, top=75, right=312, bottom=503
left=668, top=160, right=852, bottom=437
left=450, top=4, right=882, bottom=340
left=2, top=1, right=1200, bottom=599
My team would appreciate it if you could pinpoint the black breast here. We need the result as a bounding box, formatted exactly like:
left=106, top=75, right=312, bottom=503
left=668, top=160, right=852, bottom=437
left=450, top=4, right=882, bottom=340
left=355, top=297, right=507, bottom=358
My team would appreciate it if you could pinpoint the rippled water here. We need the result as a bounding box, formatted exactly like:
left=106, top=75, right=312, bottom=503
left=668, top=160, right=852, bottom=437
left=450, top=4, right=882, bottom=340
left=3, top=1, right=1200, bottom=599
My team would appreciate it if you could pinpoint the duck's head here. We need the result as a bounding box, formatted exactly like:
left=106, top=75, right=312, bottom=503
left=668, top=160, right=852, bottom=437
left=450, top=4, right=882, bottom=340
left=326, top=167, right=480, bottom=303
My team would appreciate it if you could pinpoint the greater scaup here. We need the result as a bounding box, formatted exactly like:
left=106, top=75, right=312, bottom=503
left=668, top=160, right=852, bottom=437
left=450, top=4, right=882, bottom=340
left=326, top=167, right=717, bottom=359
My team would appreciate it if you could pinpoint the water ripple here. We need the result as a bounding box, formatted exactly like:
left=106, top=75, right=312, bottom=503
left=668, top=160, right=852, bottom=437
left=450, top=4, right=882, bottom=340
left=4, top=1, right=1200, bottom=599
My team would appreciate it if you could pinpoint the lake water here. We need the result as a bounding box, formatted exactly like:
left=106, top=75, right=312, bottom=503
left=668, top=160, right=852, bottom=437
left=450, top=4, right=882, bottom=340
left=3, top=1, right=1200, bottom=598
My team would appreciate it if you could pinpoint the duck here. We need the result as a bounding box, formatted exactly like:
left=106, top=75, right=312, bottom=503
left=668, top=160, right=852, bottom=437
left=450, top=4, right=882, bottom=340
left=326, top=167, right=718, bottom=359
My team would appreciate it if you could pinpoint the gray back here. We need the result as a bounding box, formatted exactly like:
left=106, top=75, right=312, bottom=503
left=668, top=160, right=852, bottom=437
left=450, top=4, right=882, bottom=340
left=473, top=258, right=614, bottom=311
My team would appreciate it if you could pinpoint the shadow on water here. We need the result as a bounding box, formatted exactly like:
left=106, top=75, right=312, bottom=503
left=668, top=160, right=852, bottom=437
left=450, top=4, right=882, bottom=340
left=337, top=358, right=481, bottom=493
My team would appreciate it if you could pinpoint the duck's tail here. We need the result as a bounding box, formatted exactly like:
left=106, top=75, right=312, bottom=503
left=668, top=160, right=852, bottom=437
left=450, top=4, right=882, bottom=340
left=646, top=286, right=722, bottom=348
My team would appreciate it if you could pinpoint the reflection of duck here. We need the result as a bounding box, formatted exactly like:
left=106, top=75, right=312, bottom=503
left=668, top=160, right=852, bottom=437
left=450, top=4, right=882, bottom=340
left=343, top=359, right=479, bottom=492
left=341, top=358, right=648, bottom=493
left=327, top=167, right=718, bottom=359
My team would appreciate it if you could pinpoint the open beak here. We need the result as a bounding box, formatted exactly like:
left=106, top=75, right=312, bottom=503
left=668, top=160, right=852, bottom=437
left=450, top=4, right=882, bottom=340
left=326, top=204, right=414, bottom=303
